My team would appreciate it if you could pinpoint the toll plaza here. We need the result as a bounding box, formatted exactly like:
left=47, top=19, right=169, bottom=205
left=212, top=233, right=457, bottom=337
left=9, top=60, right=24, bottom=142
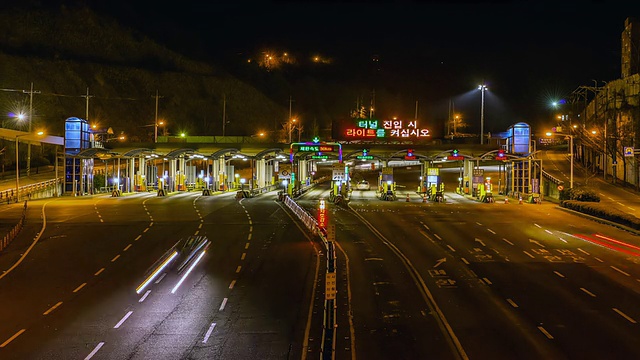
left=0, top=117, right=557, bottom=205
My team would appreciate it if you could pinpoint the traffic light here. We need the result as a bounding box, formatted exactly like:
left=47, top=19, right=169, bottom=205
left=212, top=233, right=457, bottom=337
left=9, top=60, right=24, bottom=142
left=404, top=149, right=415, bottom=160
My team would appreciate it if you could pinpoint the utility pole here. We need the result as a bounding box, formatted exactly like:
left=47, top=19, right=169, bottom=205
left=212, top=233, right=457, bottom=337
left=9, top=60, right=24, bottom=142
left=222, top=94, right=227, bottom=137
left=370, top=89, right=376, bottom=118
left=153, top=90, right=163, bottom=142
left=288, top=95, right=294, bottom=143
left=414, top=100, right=419, bottom=120
left=23, top=82, right=40, bottom=177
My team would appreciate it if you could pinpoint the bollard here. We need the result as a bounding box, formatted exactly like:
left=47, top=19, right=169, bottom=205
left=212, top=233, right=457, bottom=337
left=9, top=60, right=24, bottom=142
left=406, top=193, right=410, bottom=202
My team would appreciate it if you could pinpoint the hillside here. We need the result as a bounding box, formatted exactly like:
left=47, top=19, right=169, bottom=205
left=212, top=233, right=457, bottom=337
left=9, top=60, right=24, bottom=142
left=0, top=2, right=287, bottom=141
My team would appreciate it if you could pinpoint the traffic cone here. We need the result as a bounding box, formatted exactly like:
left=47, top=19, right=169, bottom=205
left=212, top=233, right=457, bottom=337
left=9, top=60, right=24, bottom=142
left=423, top=194, right=427, bottom=203
left=518, top=196, right=523, bottom=205
left=504, top=197, right=509, bottom=204
left=406, top=193, right=410, bottom=202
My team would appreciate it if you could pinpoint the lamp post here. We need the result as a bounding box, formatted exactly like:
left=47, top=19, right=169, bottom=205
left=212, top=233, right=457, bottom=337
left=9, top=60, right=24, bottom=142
left=478, top=84, right=488, bottom=145
left=15, top=131, right=44, bottom=202
left=288, top=118, right=297, bottom=143
left=546, top=132, right=573, bottom=188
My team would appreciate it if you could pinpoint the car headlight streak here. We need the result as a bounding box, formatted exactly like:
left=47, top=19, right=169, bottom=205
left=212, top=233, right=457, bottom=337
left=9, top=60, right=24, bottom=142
left=136, top=251, right=178, bottom=294
left=171, top=250, right=206, bottom=294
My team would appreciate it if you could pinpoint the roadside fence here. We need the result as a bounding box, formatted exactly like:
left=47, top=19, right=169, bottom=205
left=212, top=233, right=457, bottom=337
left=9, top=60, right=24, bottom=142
left=0, top=201, right=27, bottom=252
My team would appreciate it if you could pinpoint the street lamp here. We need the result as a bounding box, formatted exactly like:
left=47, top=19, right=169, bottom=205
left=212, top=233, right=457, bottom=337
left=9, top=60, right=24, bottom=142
left=546, top=131, right=573, bottom=189
left=288, top=118, right=297, bottom=143
left=15, top=131, right=44, bottom=202
left=478, top=84, right=488, bottom=144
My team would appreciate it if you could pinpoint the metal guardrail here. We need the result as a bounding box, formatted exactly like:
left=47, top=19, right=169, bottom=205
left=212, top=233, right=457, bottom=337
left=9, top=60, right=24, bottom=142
left=0, top=178, right=61, bottom=203
left=282, top=193, right=337, bottom=359
left=1, top=201, right=27, bottom=252
left=542, top=169, right=564, bottom=185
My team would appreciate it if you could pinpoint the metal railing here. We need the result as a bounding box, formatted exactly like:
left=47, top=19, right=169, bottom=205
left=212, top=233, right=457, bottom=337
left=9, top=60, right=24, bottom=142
left=0, top=201, right=27, bottom=252
left=0, top=178, right=61, bottom=204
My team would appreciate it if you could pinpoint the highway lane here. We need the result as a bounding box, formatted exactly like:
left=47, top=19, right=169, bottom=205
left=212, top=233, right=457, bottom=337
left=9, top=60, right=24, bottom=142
left=297, top=166, right=640, bottom=359
left=0, top=190, right=319, bottom=359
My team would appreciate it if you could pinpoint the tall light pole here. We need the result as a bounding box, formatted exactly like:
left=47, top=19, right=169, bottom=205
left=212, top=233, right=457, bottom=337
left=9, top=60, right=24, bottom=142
left=478, top=84, right=488, bottom=145
left=289, top=118, right=297, bottom=143
left=15, top=131, right=44, bottom=202
left=546, top=132, right=574, bottom=189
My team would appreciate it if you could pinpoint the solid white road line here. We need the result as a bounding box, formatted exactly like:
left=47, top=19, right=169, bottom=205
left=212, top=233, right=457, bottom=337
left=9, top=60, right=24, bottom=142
left=84, top=342, right=105, bottom=360
left=139, top=290, right=151, bottom=303
left=114, top=311, right=133, bottom=329
left=203, top=323, right=216, bottom=343
left=219, top=297, right=228, bottom=311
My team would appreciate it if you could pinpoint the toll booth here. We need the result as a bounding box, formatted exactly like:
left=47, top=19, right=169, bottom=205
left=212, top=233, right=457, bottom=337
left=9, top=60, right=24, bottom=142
left=64, top=117, right=92, bottom=195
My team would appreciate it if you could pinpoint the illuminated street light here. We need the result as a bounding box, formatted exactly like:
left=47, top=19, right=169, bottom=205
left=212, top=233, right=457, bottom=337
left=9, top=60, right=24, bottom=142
left=478, top=84, right=488, bottom=144
left=15, top=131, right=44, bottom=202
left=546, top=131, right=574, bottom=188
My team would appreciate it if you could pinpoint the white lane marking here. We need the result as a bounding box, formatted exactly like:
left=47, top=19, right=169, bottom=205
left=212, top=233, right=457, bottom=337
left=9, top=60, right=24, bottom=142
left=506, top=298, right=519, bottom=308
left=155, top=272, right=167, bottom=284
left=545, top=230, right=553, bottom=235
left=123, top=244, right=132, bottom=252
left=229, top=280, right=236, bottom=289
left=149, top=221, right=153, bottom=225
left=422, top=224, right=430, bottom=231
left=236, top=266, right=242, bottom=273
left=578, top=248, right=590, bottom=255
left=143, top=228, right=149, bottom=233
left=245, top=243, right=250, bottom=249
left=43, top=301, right=63, bottom=315
left=135, top=235, right=142, bottom=241
left=94, top=268, right=105, bottom=276
left=0, top=329, right=26, bottom=348
left=219, top=297, right=228, bottom=311
left=446, top=245, right=456, bottom=252
left=483, top=277, right=492, bottom=285
left=114, top=311, right=133, bottom=329
left=538, top=326, right=554, bottom=339
left=613, top=308, right=637, bottom=323
left=111, top=255, right=121, bottom=262
left=534, top=223, right=541, bottom=228
left=502, top=238, right=514, bottom=246
left=249, top=220, right=252, bottom=225
left=611, top=266, right=631, bottom=276
left=139, top=290, right=151, bottom=303
left=84, top=341, right=105, bottom=359
left=461, top=257, right=470, bottom=265
left=434, top=234, right=442, bottom=240
left=487, top=229, right=496, bottom=234
left=617, top=201, right=625, bottom=206
left=249, top=226, right=253, bottom=232
left=580, top=288, right=596, bottom=297
left=198, top=223, right=203, bottom=229
left=594, top=257, right=604, bottom=263
left=559, top=237, right=568, bottom=243
left=203, top=323, right=217, bottom=343
left=248, top=233, right=252, bottom=240
left=523, top=251, right=535, bottom=259
left=73, top=283, right=87, bottom=293
left=476, top=222, right=483, bottom=226
left=241, top=253, right=246, bottom=260
left=553, top=271, right=565, bottom=278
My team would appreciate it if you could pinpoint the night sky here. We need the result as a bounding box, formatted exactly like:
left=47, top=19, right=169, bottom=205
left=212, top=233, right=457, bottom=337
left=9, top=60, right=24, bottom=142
left=36, top=0, right=640, bottom=133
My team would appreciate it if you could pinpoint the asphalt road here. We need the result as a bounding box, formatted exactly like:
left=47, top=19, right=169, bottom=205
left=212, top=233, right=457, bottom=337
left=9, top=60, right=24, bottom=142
left=0, top=190, right=319, bottom=359
left=3, top=161, right=640, bottom=359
